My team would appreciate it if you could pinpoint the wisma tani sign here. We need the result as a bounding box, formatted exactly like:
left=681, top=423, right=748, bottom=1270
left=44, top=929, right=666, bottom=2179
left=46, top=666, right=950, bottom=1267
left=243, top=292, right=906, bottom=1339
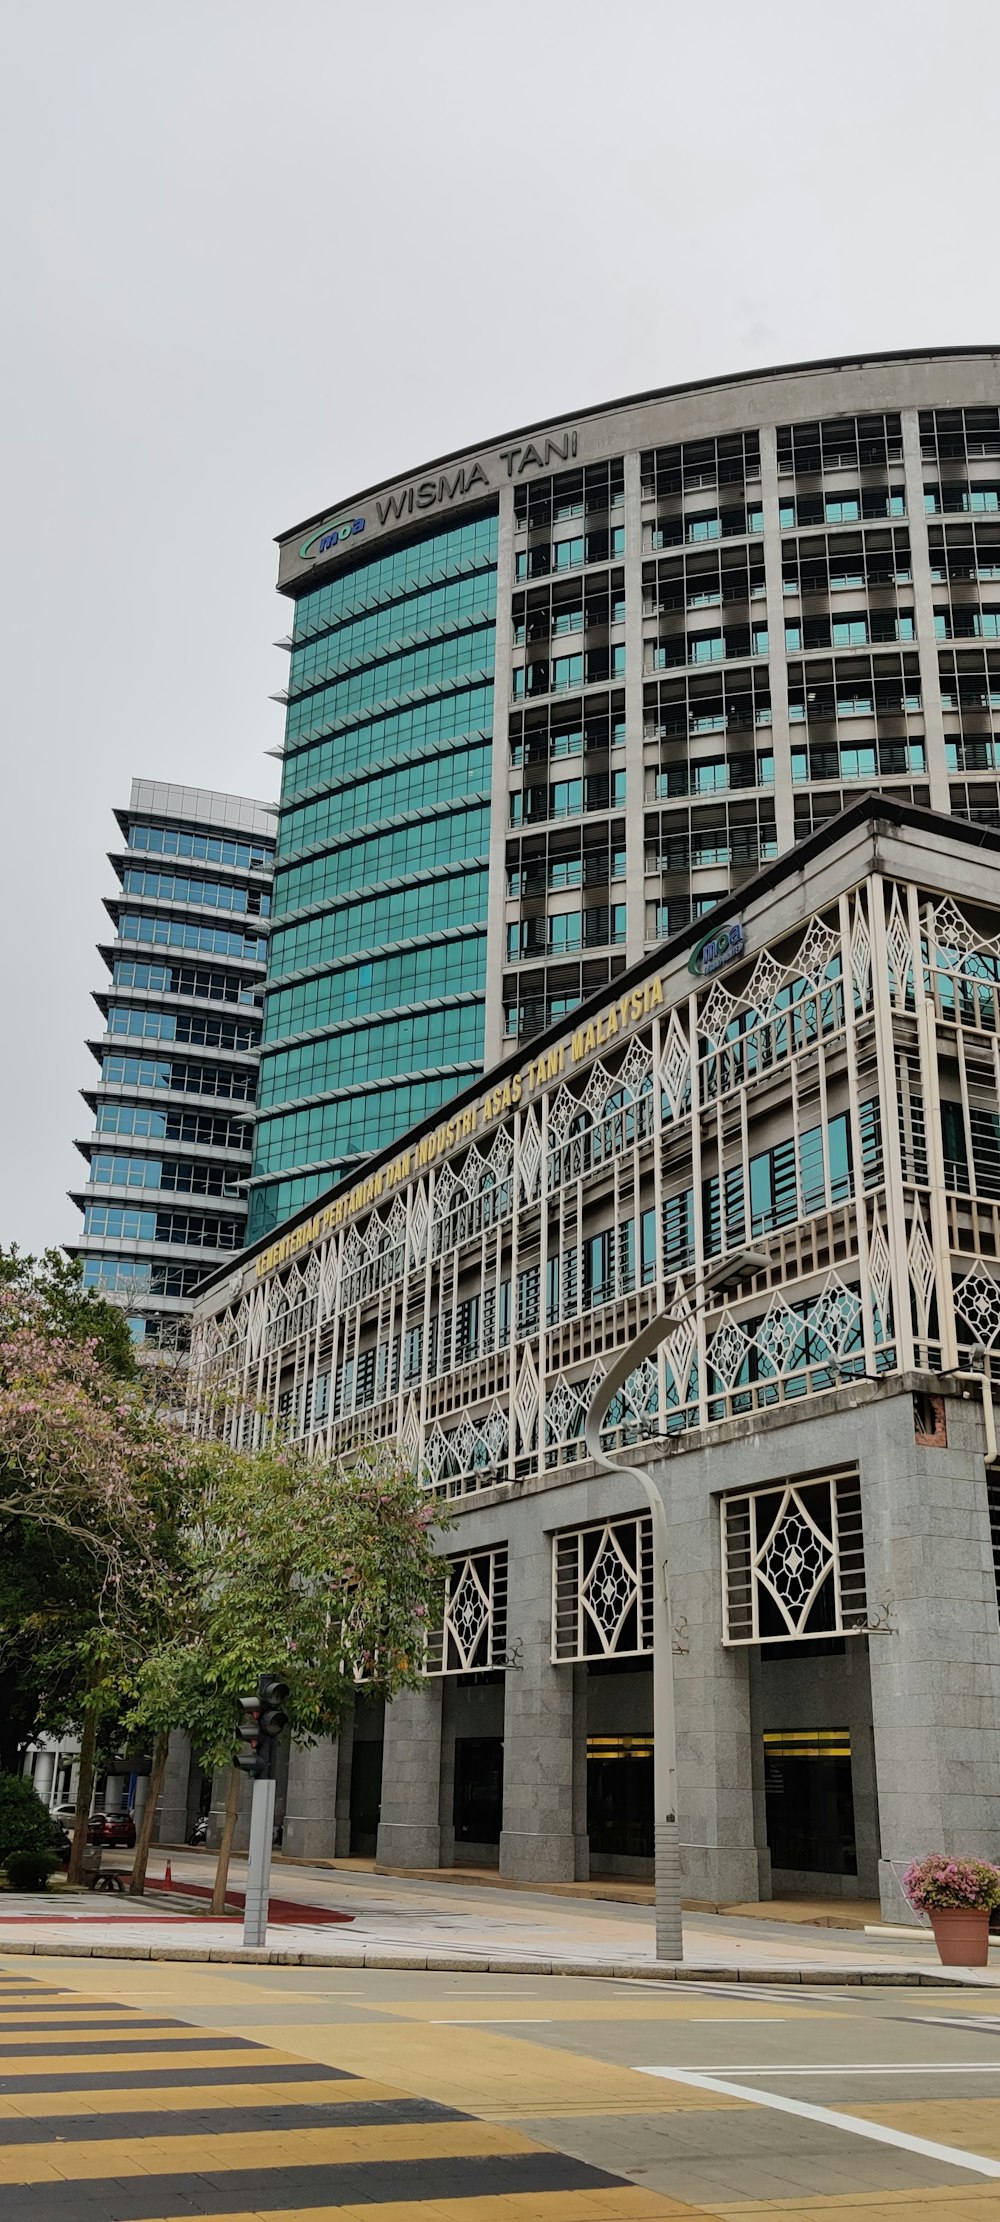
left=294, top=428, right=581, bottom=568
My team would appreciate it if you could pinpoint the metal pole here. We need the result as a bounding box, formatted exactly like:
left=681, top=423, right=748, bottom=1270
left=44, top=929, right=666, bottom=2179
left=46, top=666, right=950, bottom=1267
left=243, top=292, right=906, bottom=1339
left=243, top=1776, right=275, bottom=1949
left=585, top=1309, right=683, bottom=1962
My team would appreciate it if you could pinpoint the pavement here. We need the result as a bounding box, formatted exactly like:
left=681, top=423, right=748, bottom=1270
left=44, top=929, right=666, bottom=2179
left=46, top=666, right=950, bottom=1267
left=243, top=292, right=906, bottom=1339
left=2, top=1851, right=1000, bottom=1986
left=6, top=1951, right=1000, bottom=2217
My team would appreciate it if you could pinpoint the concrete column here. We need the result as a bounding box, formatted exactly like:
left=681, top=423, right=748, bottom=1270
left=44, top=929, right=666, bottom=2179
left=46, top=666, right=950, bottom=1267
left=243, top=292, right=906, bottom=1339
left=334, top=1707, right=355, bottom=1856
left=863, top=1392, right=1000, bottom=1919
left=758, top=422, right=795, bottom=856
left=283, top=1737, right=340, bottom=1861
left=438, top=1682, right=457, bottom=1869
left=901, top=406, right=949, bottom=811
left=154, top=1732, right=192, bottom=1845
left=375, top=1683, right=443, bottom=1869
left=665, top=1454, right=761, bottom=1903
left=103, top=1774, right=125, bottom=1814
left=31, top=1750, right=55, bottom=1808
left=499, top=1526, right=587, bottom=1882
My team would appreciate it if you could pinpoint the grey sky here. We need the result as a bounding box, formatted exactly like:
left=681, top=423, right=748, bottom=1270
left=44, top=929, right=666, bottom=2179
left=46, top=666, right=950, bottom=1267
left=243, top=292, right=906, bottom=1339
left=1, top=0, right=996, bottom=1250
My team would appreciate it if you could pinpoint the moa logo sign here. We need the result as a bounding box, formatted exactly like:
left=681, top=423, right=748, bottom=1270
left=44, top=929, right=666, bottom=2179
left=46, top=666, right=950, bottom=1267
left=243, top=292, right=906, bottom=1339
left=689, top=918, right=746, bottom=978
left=298, top=516, right=366, bottom=559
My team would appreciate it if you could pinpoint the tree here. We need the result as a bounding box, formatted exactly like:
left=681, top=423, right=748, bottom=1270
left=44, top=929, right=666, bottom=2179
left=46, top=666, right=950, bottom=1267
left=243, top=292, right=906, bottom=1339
left=0, top=1267, right=194, bottom=1879
left=125, top=1439, right=447, bottom=1913
left=0, top=1247, right=137, bottom=1382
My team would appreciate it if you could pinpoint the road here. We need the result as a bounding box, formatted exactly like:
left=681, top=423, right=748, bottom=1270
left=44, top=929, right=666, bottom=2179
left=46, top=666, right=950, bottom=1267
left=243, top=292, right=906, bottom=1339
left=4, top=1951, right=1000, bottom=2217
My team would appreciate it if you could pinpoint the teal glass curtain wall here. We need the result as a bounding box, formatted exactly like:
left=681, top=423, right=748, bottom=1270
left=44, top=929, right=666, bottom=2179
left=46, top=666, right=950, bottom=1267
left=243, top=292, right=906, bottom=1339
left=247, top=510, right=498, bottom=1240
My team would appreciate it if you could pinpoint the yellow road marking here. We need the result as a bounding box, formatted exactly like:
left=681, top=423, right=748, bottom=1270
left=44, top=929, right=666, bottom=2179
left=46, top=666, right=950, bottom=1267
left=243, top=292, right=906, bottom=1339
left=97, top=2195, right=698, bottom=2221
left=0, top=2076, right=401, bottom=2119
left=848, top=2099, right=1000, bottom=2160
left=0, top=2118, right=538, bottom=2184
left=231, top=2019, right=753, bottom=2116
left=705, top=2189, right=1000, bottom=2217
left=0, top=2044, right=309, bottom=2073
left=382, top=1994, right=826, bottom=2023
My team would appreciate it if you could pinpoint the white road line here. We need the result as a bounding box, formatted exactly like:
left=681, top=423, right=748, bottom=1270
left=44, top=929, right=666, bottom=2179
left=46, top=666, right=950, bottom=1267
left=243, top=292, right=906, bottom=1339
left=660, top=2062, right=1000, bottom=2075
left=636, top=2064, right=1000, bottom=2180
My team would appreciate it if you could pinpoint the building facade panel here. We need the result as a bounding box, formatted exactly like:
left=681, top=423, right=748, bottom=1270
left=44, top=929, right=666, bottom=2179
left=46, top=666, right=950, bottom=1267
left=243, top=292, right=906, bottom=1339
left=255, top=351, right=1000, bottom=1254
left=69, top=780, right=275, bottom=1349
left=193, top=797, right=1000, bottom=1907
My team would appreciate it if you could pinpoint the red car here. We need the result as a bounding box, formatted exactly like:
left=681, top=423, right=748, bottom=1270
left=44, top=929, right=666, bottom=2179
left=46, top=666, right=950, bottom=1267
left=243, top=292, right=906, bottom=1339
left=87, top=1811, right=136, bottom=1849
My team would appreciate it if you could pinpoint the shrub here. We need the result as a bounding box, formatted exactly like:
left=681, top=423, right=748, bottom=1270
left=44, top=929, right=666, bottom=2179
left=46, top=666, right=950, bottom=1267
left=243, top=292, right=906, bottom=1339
left=0, top=1773, right=55, bottom=1864
left=903, top=1854, right=1000, bottom=1914
left=4, top=1847, right=61, bottom=1891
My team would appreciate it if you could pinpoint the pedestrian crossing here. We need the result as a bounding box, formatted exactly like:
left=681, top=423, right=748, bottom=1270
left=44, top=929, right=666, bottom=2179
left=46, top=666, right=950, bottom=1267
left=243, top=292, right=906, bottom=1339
left=0, top=1968, right=694, bottom=2218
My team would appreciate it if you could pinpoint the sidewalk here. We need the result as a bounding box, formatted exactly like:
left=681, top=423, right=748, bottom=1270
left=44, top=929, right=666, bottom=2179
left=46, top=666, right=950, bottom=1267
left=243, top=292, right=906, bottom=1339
left=3, top=1850, right=1000, bottom=1984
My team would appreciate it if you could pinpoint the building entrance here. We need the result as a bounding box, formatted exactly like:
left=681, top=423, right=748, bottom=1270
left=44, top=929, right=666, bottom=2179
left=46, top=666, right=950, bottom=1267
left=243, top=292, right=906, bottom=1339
left=453, top=1736, right=503, bottom=1855
left=763, top=1728, right=858, bottom=1877
left=586, top=1735, right=653, bottom=1861
left=349, top=1739, right=383, bottom=1856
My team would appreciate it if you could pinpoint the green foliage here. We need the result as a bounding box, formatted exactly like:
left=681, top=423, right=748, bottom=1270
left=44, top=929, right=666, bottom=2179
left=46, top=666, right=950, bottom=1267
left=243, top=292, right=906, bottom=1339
left=4, top=1846, right=60, bottom=1891
left=126, top=1441, right=448, bottom=1770
left=0, top=1772, right=54, bottom=1863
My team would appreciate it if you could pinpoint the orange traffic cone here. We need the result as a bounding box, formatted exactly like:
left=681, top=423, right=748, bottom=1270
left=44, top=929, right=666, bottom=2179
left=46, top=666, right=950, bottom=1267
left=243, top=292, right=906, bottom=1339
left=164, top=1861, right=172, bottom=1888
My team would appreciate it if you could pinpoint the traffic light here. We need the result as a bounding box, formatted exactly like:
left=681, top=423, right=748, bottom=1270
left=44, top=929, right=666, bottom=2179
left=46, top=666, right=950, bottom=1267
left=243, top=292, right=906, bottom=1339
left=235, top=1676, right=290, bottom=1780
left=235, top=1692, right=263, bottom=1776
left=258, top=1674, right=290, bottom=1742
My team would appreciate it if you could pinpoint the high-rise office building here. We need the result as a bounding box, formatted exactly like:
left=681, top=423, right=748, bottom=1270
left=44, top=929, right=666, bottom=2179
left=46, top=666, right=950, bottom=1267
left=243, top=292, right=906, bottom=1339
left=68, top=780, right=276, bottom=1348
left=249, top=346, right=1000, bottom=1241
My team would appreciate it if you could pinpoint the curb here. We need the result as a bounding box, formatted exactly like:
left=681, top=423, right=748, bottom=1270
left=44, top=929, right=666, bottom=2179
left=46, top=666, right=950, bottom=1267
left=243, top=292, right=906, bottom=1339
left=0, top=1936, right=996, bottom=1986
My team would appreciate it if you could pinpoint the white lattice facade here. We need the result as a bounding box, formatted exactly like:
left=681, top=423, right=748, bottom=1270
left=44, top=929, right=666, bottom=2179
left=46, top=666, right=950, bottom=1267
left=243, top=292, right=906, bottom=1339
left=193, top=800, right=1000, bottom=1910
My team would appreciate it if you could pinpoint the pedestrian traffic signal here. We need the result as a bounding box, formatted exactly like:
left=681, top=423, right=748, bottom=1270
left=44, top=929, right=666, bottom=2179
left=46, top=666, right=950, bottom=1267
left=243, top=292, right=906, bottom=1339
left=234, top=1676, right=291, bottom=1780
left=258, top=1675, right=290, bottom=1740
left=235, top=1692, right=263, bottom=1777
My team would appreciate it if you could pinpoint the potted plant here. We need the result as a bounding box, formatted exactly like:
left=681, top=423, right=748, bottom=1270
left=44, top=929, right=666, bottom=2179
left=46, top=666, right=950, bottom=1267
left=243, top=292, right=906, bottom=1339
left=903, top=1854, right=1000, bottom=1966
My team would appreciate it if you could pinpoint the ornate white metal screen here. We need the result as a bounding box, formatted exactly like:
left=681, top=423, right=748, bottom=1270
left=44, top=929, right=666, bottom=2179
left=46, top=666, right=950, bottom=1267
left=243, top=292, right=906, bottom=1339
left=191, top=842, right=1000, bottom=1504
left=721, top=1471, right=867, bottom=1645
left=552, top=1516, right=654, bottom=1662
left=426, top=1547, right=509, bottom=1675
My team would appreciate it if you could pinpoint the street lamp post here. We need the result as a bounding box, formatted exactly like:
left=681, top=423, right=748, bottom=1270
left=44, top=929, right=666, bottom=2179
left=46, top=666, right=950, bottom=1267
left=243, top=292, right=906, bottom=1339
left=584, top=1250, right=769, bottom=1963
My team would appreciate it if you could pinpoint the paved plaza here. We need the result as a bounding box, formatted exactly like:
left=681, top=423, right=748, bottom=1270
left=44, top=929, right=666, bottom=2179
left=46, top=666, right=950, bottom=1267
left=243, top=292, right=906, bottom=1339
left=6, top=1951, right=1000, bottom=2216
left=1, top=1852, right=999, bottom=1984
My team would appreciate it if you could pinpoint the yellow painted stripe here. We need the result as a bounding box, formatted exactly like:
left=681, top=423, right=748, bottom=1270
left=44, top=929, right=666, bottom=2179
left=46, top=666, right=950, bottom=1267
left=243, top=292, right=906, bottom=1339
left=0, top=2046, right=307, bottom=2074
left=382, top=1994, right=825, bottom=2023
left=0, top=2118, right=537, bottom=2184
left=848, top=2099, right=1000, bottom=2159
left=0, top=2015, right=193, bottom=2028
left=105, top=2193, right=699, bottom=2221
left=232, top=2020, right=753, bottom=2115
left=0, top=2076, right=400, bottom=2120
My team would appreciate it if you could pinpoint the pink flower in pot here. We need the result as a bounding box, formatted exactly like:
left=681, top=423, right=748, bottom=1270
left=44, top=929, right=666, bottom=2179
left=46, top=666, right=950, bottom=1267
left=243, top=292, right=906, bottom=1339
left=903, top=1855, right=1000, bottom=1967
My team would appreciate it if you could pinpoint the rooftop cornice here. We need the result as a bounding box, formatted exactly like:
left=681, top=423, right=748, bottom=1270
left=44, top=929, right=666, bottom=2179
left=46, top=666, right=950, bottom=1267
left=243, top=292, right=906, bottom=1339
left=279, top=345, right=1000, bottom=544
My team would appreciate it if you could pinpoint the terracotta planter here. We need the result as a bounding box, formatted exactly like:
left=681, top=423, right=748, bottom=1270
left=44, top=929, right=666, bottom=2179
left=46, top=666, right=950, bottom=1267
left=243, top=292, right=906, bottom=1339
left=929, top=1906, right=992, bottom=1966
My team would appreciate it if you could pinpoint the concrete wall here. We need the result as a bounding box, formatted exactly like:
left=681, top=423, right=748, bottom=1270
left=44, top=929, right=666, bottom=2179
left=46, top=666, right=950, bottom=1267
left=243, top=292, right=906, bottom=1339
left=277, top=1378, right=1000, bottom=1914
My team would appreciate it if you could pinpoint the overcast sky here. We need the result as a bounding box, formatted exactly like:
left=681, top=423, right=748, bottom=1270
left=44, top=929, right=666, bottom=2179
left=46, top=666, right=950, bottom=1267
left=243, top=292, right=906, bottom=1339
left=2, top=0, right=997, bottom=1251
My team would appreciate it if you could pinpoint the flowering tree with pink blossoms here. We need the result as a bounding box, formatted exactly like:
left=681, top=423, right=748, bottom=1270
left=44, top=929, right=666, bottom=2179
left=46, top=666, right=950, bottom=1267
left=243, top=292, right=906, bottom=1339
left=0, top=1280, right=197, bottom=1878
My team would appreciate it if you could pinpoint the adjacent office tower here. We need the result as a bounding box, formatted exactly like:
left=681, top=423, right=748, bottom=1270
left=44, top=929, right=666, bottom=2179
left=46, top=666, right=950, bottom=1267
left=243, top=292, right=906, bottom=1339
left=248, top=348, right=1000, bottom=1242
left=68, top=781, right=276, bottom=1349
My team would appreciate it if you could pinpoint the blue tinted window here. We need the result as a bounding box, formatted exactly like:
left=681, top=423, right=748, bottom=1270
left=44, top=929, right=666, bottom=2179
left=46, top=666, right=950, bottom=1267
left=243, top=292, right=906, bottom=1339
left=129, top=824, right=273, bottom=870
left=256, top=511, right=498, bottom=1200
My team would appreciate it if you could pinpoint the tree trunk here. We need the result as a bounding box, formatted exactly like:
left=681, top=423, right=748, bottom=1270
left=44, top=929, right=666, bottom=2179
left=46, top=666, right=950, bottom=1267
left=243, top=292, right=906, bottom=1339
left=210, top=1766, right=241, bottom=1915
left=128, top=1730, right=170, bottom=1897
left=66, top=1706, right=99, bottom=1885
